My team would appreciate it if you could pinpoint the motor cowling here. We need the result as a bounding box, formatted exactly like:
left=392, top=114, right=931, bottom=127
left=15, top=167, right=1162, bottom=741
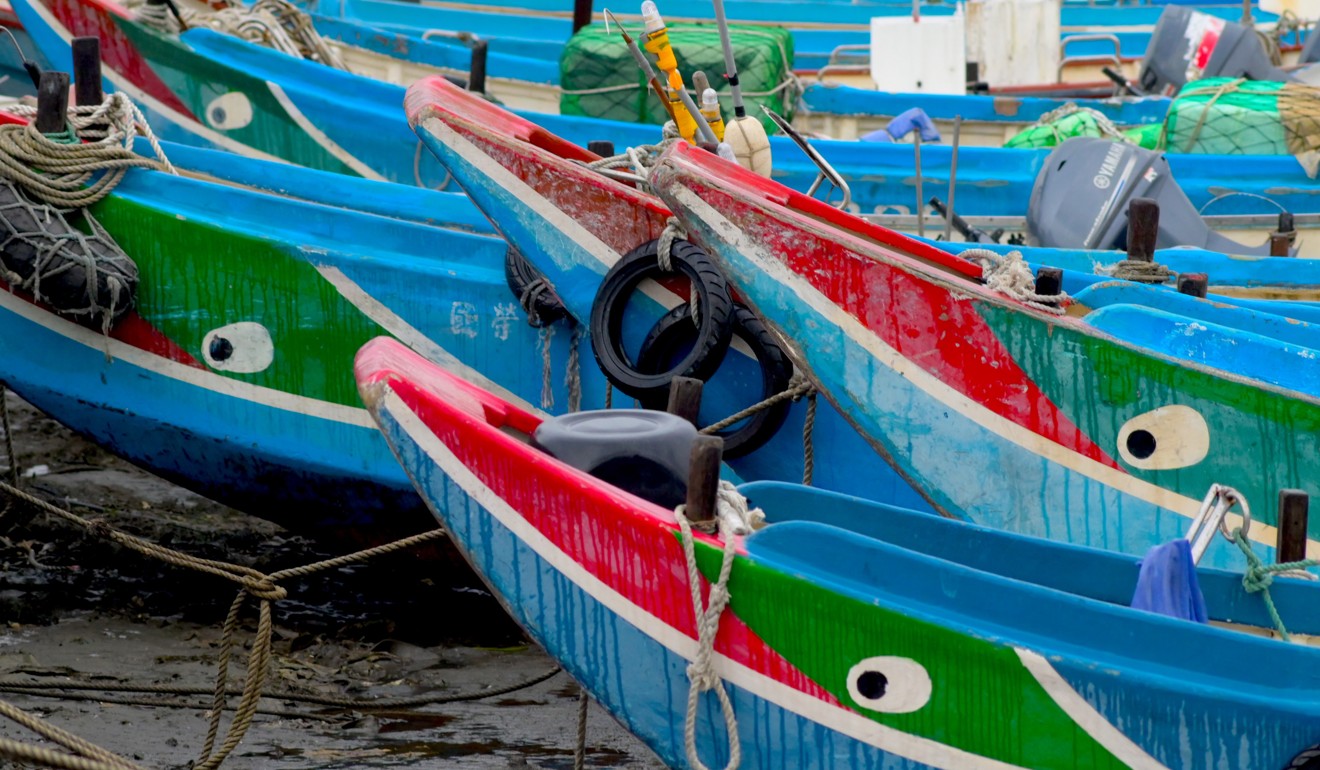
left=1027, top=137, right=1275, bottom=256
left=1137, top=7, right=1289, bottom=96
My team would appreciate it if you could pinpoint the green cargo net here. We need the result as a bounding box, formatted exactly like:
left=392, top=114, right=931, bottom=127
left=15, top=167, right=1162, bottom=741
left=1003, top=103, right=1154, bottom=150
left=1162, top=77, right=1320, bottom=177
left=559, top=22, right=796, bottom=132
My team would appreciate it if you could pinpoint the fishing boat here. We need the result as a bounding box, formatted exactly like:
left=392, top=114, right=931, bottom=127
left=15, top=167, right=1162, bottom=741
left=358, top=334, right=1320, bottom=770
left=638, top=137, right=1320, bottom=569
left=17, top=0, right=1320, bottom=238
left=307, top=0, right=1315, bottom=144
left=406, top=74, right=1319, bottom=326
left=0, top=107, right=610, bottom=545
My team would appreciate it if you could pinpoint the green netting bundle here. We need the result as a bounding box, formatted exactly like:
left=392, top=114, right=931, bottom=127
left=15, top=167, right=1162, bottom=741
left=1003, top=104, right=1154, bottom=149
left=559, top=22, right=795, bottom=132
left=1162, top=77, right=1320, bottom=176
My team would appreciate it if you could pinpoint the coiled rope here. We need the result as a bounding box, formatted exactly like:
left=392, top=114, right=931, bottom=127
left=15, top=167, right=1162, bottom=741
left=0, top=94, right=173, bottom=209
left=130, top=0, right=346, bottom=70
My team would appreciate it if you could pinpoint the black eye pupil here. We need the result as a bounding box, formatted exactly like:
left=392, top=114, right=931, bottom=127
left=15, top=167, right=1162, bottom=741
left=1126, top=429, right=1157, bottom=460
left=856, top=670, right=888, bottom=701
left=210, top=336, right=233, bottom=362
left=212, top=106, right=227, bottom=124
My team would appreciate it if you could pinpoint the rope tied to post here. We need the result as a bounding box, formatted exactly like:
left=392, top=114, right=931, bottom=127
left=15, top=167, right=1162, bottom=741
left=673, top=480, right=761, bottom=770
left=1102, top=258, right=1174, bottom=284
left=0, top=93, right=173, bottom=209
left=961, top=248, right=1068, bottom=315
left=1226, top=527, right=1319, bottom=642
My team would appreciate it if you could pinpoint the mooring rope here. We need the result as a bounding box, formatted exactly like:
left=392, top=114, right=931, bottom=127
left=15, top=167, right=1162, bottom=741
left=0, top=734, right=143, bottom=770
left=0, top=94, right=173, bottom=209
left=1226, top=528, right=1319, bottom=642
left=572, top=686, right=589, bottom=770
left=1103, top=258, right=1174, bottom=284
left=0, top=666, right=563, bottom=712
left=672, top=482, right=760, bottom=770
left=0, top=478, right=449, bottom=770
left=539, top=324, right=556, bottom=410
left=130, top=0, right=346, bottom=70
left=961, top=248, right=1068, bottom=314
left=0, top=699, right=142, bottom=770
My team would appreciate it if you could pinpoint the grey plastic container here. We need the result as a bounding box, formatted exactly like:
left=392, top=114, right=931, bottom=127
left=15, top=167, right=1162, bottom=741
left=533, top=409, right=698, bottom=509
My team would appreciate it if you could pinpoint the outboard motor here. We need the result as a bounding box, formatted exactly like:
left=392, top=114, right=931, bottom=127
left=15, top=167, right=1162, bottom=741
left=1138, top=7, right=1289, bottom=95
left=1027, top=137, right=1280, bottom=256
left=1301, top=23, right=1320, bottom=64
left=532, top=409, right=697, bottom=509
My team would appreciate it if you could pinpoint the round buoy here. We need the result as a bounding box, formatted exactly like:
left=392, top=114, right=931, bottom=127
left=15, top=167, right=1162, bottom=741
left=724, top=116, right=771, bottom=177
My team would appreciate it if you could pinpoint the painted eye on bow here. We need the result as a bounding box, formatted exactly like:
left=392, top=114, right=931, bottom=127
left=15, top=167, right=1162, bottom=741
left=845, top=656, right=931, bottom=714
left=205, top=92, right=254, bottom=131
left=201, top=322, right=273, bottom=374
left=1115, top=405, right=1210, bottom=471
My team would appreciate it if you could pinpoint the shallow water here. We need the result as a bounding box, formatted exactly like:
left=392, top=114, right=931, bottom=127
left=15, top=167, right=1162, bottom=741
left=0, top=393, right=665, bottom=768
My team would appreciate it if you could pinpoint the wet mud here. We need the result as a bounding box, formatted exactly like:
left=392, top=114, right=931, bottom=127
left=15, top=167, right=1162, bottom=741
left=0, top=392, right=665, bottom=768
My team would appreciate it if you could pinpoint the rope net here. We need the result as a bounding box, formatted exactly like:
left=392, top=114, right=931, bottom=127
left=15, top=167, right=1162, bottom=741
left=1161, top=77, right=1320, bottom=177
left=559, top=22, right=796, bottom=133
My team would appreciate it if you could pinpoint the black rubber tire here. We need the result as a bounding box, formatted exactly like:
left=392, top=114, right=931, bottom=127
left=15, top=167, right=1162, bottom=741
left=504, top=247, right=568, bottom=328
left=589, top=239, right=734, bottom=402
left=637, top=302, right=793, bottom=459
left=1285, top=744, right=1320, bottom=769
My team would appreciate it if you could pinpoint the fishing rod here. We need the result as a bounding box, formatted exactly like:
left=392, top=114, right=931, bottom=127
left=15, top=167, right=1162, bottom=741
left=709, top=0, right=770, bottom=174
left=605, top=6, right=719, bottom=146
left=604, top=8, right=676, bottom=124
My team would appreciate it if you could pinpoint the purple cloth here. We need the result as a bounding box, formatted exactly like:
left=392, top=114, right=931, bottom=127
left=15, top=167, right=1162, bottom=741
left=1130, top=539, right=1208, bottom=622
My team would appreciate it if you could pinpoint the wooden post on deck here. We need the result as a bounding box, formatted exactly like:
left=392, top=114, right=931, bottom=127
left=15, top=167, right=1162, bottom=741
left=1034, top=267, right=1063, bottom=297
left=1126, top=198, right=1159, bottom=263
left=1277, top=490, right=1309, bottom=564
left=667, top=376, right=703, bottom=427
left=572, top=0, right=592, bottom=34
left=35, top=71, right=70, bottom=135
left=1270, top=234, right=1292, bottom=257
left=684, top=435, right=724, bottom=526
left=72, top=37, right=103, bottom=107
left=468, top=40, right=488, bottom=94
left=1176, top=273, right=1208, bottom=298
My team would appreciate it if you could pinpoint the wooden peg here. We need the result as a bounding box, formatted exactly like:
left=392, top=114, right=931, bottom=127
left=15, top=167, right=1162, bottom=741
left=1176, top=273, right=1208, bottom=298
left=1126, top=197, right=1159, bottom=263
left=666, top=376, right=703, bottom=427
left=1277, top=489, right=1309, bottom=564
left=1034, top=267, right=1063, bottom=297
left=684, top=435, right=724, bottom=526
left=35, top=71, right=70, bottom=135
left=72, top=37, right=102, bottom=106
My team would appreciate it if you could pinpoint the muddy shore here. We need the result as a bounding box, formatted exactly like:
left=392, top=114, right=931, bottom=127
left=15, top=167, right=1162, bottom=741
left=0, top=391, right=664, bottom=768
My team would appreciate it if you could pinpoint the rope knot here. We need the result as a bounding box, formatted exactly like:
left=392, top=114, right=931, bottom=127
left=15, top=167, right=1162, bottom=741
left=242, top=577, right=287, bottom=602
left=963, top=248, right=1069, bottom=314
left=85, top=517, right=113, bottom=541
